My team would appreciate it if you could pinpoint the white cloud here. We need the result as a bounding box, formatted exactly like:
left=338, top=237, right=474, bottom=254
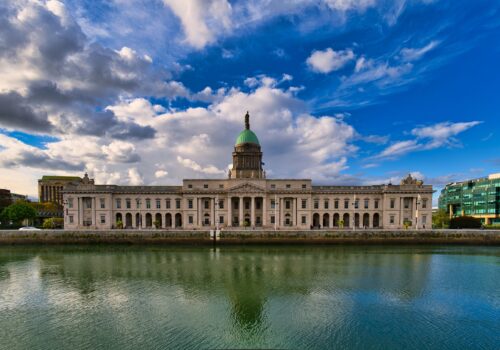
left=400, top=40, right=440, bottom=62
left=375, top=121, right=482, bottom=159
left=163, top=0, right=232, bottom=48
left=128, top=168, right=144, bottom=185
left=101, top=141, right=140, bottom=163
left=307, top=48, right=355, bottom=73
left=155, top=170, right=169, bottom=178
left=177, top=156, right=225, bottom=175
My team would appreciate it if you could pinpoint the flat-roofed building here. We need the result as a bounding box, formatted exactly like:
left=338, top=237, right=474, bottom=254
left=38, top=176, right=82, bottom=206
left=439, top=173, right=500, bottom=225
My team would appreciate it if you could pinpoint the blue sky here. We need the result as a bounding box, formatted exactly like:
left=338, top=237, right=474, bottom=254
left=0, top=0, right=499, bottom=204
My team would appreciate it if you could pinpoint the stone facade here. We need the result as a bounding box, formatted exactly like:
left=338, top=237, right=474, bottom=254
left=39, top=175, right=83, bottom=206
left=63, top=114, right=433, bottom=230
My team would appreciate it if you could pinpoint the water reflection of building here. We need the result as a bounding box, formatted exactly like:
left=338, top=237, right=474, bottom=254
left=33, top=247, right=432, bottom=328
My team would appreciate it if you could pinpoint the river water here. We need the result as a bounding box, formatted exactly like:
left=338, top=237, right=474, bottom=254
left=0, top=245, right=498, bottom=349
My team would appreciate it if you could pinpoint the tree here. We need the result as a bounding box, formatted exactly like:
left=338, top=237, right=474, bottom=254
left=432, top=209, right=450, bottom=229
left=3, top=201, right=37, bottom=225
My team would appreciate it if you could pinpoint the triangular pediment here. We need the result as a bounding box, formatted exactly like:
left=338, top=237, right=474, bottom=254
left=228, top=182, right=266, bottom=193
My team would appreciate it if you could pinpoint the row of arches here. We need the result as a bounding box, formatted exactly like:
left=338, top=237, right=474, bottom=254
left=312, top=213, right=380, bottom=228
left=116, top=213, right=183, bottom=228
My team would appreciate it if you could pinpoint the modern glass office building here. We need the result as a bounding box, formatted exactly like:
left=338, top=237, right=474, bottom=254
left=438, top=173, right=500, bottom=225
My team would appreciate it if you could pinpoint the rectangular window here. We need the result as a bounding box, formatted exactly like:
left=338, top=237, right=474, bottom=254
left=344, top=200, right=349, bottom=209
left=69, top=215, right=74, bottom=224
left=219, top=216, right=224, bottom=224
left=286, top=184, right=291, bottom=189
left=100, top=215, right=105, bottom=224
left=219, top=184, right=224, bottom=189
left=188, top=199, right=193, bottom=209
left=256, top=201, right=261, bottom=210
left=245, top=201, right=250, bottom=210
left=422, top=215, right=427, bottom=224
left=67, top=198, right=73, bottom=208
left=404, top=199, right=409, bottom=209
left=100, top=198, right=105, bottom=209
left=146, top=199, right=151, bottom=209
left=85, top=199, right=91, bottom=209
left=334, top=200, right=339, bottom=209
left=314, top=200, right=319, bottom=209
left=422, top=199, right=427, bottom=209
left=166, top=199, right=171, bottom=209
left=271, top=200, right=276, bottom=209
left=301, top=215, right=306, bottom=224
left=285, top=200, right=291, bottom=209
left=302, top=199, right=307, bottom=209
left=136, top=199, right=141, bottom=209
left=354, top=200, right=359, bottom=209
left=204, top=184, right=208, bottom=189
left=219, top=200, right=224, bottom=209
left=364, top=199, right=369, bottom=209
left=204, top=200, right=209, bottom=209
left=390, top=215, right=395, bottom=224
left=374, top=200, right=379, bottom=209
left=126, top=199, right=131, bottom=209
left=156, top=199, right=161, bottom=209
left=302, top=184, right=307, bottom=189
left=188, top=215, right=193, bottom=224
left=324, top=200, right=329, bottom=209
left=116, top=199, right=121, bottom=209
left=188, top=184, right=193, bottom=189
left=176, top=199, right=181, bottom=209
left=271, top=184, right=276, bottom=189
left=390, top=199, right=395, bottom=209
left=270, top=216, right=275, bottom=224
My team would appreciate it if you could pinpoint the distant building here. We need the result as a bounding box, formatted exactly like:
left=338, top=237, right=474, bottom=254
left=38, top=176, right=82, bottom=206
left=63, top=113, right=433, bottom=230
left=438, top=173, right=500, bottom=225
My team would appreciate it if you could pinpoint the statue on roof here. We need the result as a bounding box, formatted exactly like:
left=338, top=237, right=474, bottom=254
left=245, top=111, right=250, bottom=130
left=400, top=173, right=423, bottom=186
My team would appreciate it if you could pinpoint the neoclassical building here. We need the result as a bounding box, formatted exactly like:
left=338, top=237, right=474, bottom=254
left=63, top=113, right=433, bottom=230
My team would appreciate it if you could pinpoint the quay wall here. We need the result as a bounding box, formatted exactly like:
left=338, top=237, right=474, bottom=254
left=0, top=229, right=498, bottom=245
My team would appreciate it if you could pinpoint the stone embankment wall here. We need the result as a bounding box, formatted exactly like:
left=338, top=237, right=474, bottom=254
left=0, top=229, right=498, bottom=245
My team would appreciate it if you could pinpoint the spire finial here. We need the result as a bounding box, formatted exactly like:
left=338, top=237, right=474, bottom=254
left=244, top=111, right=250, bottom=130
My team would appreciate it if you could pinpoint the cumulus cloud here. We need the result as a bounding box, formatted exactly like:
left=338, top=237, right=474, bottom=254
left=101, top=141, right=141, bottom=163
left=128, top=168, right=144, bottom=185
left=177, top=156, right=225, bottom=175
left=155, top=170, right=169, bottom=178
left=307, top=48, right=355, bottom=73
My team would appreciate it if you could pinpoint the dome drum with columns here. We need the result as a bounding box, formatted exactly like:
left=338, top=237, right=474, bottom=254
left=62, top=112, right=433, bottom=230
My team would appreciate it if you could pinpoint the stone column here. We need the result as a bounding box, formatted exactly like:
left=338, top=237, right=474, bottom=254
left=211, top=197, right=216, bottom=227
left=280, top=197, right=284, bottom=228
left=92, top=197, right=96, bottom=228
left=292, top=197, right=296, bottom=227
left=413, top=196, right=418, bottom=228
left=228, top=196, right=232, bottom=227
left=400, top=197, right=404, bottom=227
left=78, top=197, right=82, bottom=227
left=197, top=198, right=202, bottom=227
left=251, top=196, right=255, bottom=227
left=262, top=196, right=267, bottom=227
left=239, top=197, right=243, bottom=226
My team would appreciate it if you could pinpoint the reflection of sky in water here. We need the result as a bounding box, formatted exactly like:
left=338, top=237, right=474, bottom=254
left=0, top=246, right=498, bottom=349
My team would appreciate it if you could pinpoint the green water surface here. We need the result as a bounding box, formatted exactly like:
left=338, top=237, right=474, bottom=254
left=0, top=245, right=498, bottom=349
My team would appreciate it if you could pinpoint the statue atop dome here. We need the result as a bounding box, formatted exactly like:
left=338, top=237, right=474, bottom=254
left=245, top=111, right=250, bottom=130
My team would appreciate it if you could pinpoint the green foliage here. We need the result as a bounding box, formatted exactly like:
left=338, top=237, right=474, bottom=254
left=432, top=209, right=450, bottom=229
left=449, top=216, right=482, bottom=229
left=339, top=220, right=344, bottom=228
left=116, top=220, right=124, bottom=229
left=153, top=220, right=161, bottom=229
left=3, top=201, right=37, bottom=224
left=42, top=217, right=64, bottom=229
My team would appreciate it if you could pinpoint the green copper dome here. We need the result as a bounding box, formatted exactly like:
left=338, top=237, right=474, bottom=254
left=235, top=129, right=260, bottom=146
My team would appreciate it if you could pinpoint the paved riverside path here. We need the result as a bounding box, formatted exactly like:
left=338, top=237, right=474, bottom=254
left=0, top=229, right=498, bottom=245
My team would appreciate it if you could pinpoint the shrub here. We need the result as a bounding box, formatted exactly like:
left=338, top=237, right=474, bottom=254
left=116, top=220, right=124, bottom=229
left=449, top=216, right=482, bottom=229
left=153, top=220, right=161, bottom=229
left=42, top=217, right=64, bottom=229
left=3, top=202, right=37, bottom=225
